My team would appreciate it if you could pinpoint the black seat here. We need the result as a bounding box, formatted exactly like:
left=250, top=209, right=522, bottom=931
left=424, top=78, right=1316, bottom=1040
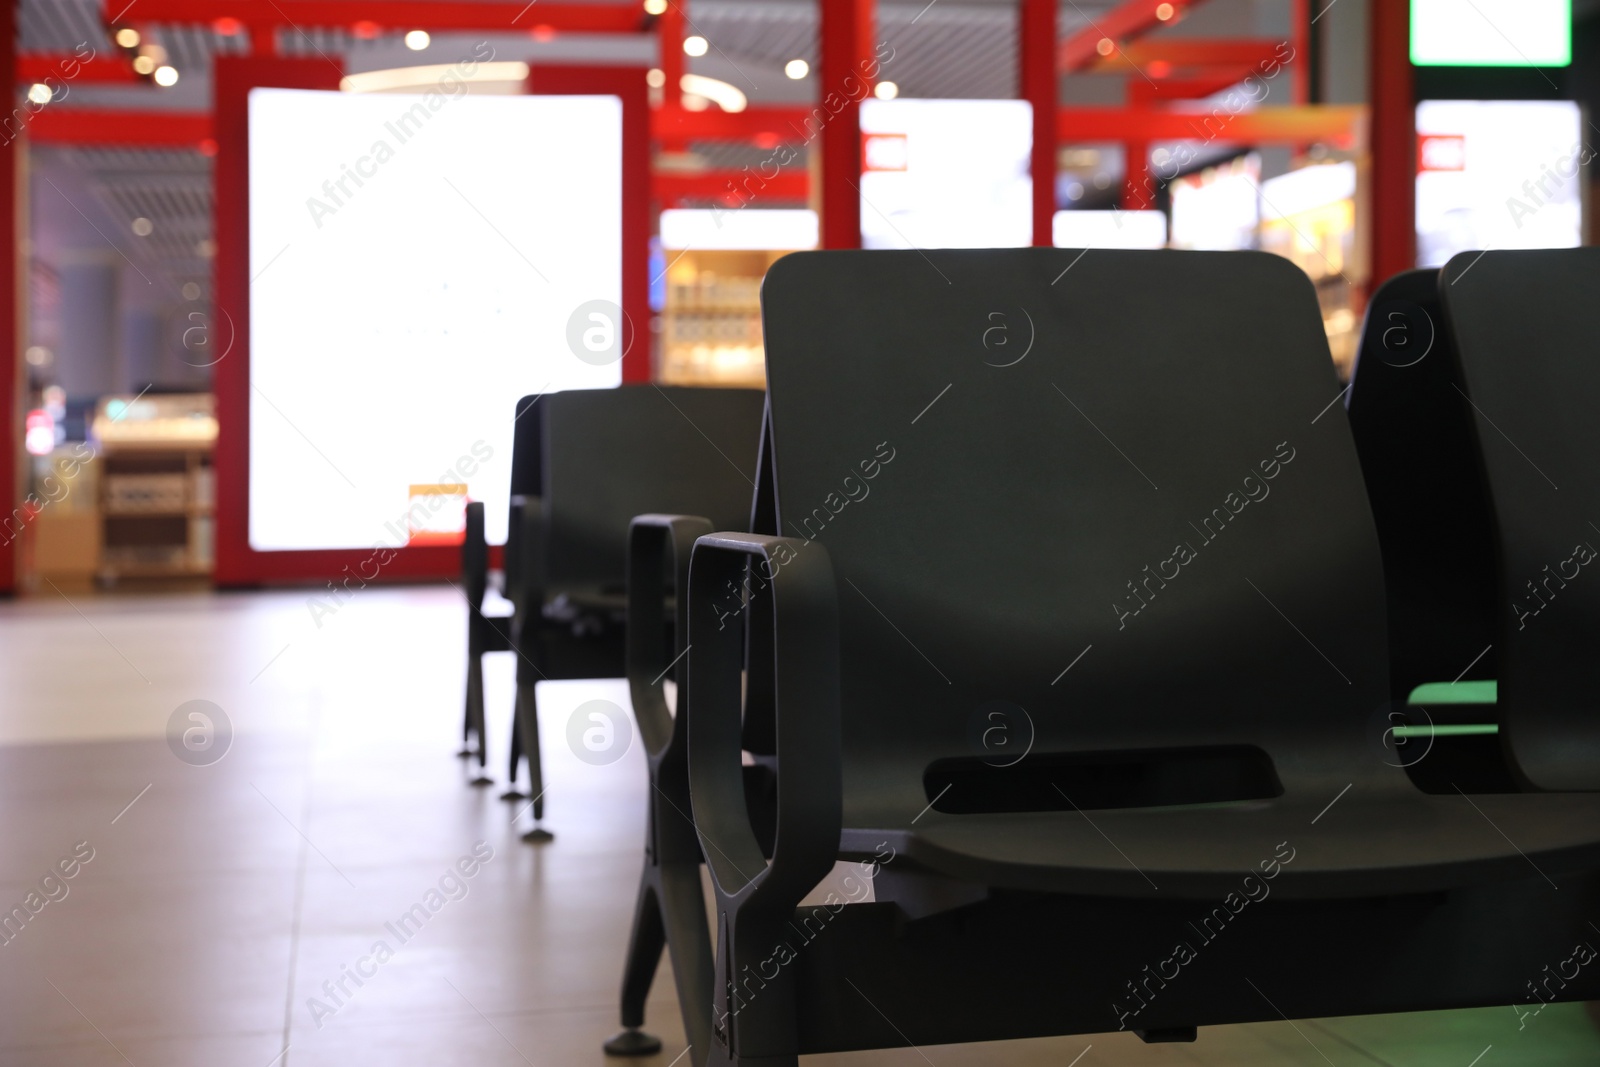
left=1440, top=247, right=1600, bottom=792
left=460, top=392, right=544, bottom=782
left=1345, top=269, right=1509, bottom=791
left=501, top=384, right=765, bottom=839
left=682, top=248, right=1600, bottom=1063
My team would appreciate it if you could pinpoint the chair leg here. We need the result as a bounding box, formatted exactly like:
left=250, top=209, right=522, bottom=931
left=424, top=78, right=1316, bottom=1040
left=500, top=709, right=527, bottom=801
left=516, top=677, right=553, bottom=841
left=659, top=864, right=715, bottom=1067
left=460, top=645, right=483, bottom=759
left=604, top=877, right=667, bottom=1058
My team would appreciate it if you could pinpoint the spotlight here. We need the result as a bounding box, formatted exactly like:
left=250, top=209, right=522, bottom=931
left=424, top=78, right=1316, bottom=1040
left=643, top=0, right=668, bottom=14
left=1096, top=37, right=1115, bottom=57
left=404, top=29, right=430, bottom=50
left=132, top=217, right=154, bottom=237
left=182, top=282, right=202, bottom=301
left=27, top=83, right=51, bottom=105
left=1155, top=3, right=1175, bottom=19
left=114, top=27, right=140, bottom=48
left=784, top=58, right=809, bottom=80
left=683, top=35, right=708, bottom=57
left=352, top=20, right=381, bottom=39
left=874, top=80, right=898, bottom=99
left=154, top=65, right=179, bottom=87
left=132, top=55, right=156, bottom=75
left=213, top=16, right=243, bottom=35
left=646, top=68, right=666, bottom=88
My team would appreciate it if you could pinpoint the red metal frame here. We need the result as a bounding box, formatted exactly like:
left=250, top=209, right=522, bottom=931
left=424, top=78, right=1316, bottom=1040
left=1369, top=0, right=1414, bottom=285
left=104, top=1, right=645, bottom=34
left=1059, top=0, right=1204, bottom=72
left=656, top=171, right=809, bottom=205
left=28, top=109, right=213, bottom=146
left=18, top=55, right=140, bottom=83
left=819, top=0, right=874, bottom=249
left=212, top=58, right=650, bottom=586
left=1058, top=105, right=1361, bottom=143
left=1021, top=0, right=1057, bottom=246
left=1093, top=39, right=1287, bottom=71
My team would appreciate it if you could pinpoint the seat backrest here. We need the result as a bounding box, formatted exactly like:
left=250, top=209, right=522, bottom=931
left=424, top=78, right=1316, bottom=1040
left=544, top=385, right=765, bottom=588
left=1440, top=248, right=1600, bottom=791
left=1346, top=269, right=1497, bottom=702
left=758, top=248, right=1396, bottom=825
left=509, top=392, right=545, bottom=499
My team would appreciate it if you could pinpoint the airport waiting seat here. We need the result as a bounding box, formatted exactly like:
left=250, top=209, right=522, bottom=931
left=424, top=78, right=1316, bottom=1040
left=461, top=392, right=544, bottom=784
left=1345, top=269, right=1511, bottom=792
left=1440, top=247, right=1600, bottom=792
left=683, top=248, right=1600, bottom=1065
left=501, top=384, right=764, bottom=839
left=604, top=412, right=780, bottom=1064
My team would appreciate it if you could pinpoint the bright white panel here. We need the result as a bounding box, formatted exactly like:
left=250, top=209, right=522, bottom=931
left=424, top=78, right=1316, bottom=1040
left=1169, top=153, right=1261, bottom=251
left=1260, top=161, right=1356, bottom=220
left=247, top=87, right=622, bottom=551
left=1415, top=100, right=1583, bottom=269
left=659, top=209, right=818, bottom=250
left=1411, top=0, right=1570, bottom=67
left=859, top=99, right=1033, bottom=250
left=1052, top=210, right=1167, bottom=249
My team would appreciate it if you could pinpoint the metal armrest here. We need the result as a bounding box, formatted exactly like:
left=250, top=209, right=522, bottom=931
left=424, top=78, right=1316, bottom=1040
left=463, top=501, right=489, bottom=607
left=506, top=494, right=545, bottom=626
left=687, top=532, right=841, bottom=912
left=628, top=514, right=714, bottom=761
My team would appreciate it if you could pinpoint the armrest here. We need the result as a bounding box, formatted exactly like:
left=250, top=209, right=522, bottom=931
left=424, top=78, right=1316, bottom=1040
left=627, top=513, right=714, bottom=760
left=687, top=532, right=841, bottom=913
left=462, top=501, right=489, bottom=608
left=505, top=494, right=545, bottom=623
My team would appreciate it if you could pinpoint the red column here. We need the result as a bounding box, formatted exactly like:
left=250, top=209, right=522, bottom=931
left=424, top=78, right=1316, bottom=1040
left=1020, top=0, right=1057, bottom=246
left=0, top=0, right=16, bottom=595
left=1369, top=0, right=1414, bottom=285
left=659, top=2, right=683, bottom=107
left=819, top=0, right=874, bottom=250
left=1121, top=139, right=1150, bottom=209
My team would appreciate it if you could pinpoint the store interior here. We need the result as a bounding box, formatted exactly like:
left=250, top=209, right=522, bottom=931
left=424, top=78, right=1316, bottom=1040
left=5, top=0, right=1600, bottom=1064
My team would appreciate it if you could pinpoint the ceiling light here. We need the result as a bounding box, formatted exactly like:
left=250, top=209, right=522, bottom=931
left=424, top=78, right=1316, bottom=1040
left=784, top=58, right=809, bottom=79
left=680, top=73, right=746, bottom=112
left=404, top=29, right=430, bottom=50
left=26, top=83, right=51, bottom=105
left=115, top=27, right=140, bottom=48
left=1066, top=182, right=1085, bottom=201
left=132, top=55, right=156, bottom=75
left=683, top=35, right=708, bottom=57
left=182, top=282, right=202, bottom=301
left=682, top=94, right=709, bottom=112
left=213, top=16, right=243, bottom=35
left=154, top=65, right=179, bottom=87
left=643, top=0, right=668, bottom=14
left=1096, top=37, right=1115, bottom=56
left=196, top=239, right=216, bottom=258
left=132, top=217, right=154, bottom=237
left=1155, top=2, right=1175, bottom=19
left=531, top=24, right=556, bottom=42
left=352, top=20, right=380, bottom=39
left=874, top=80, right=898, bottom=99
left=646, top=68, right=666, bottom=88
left=340, top=61, right=530, bottom=94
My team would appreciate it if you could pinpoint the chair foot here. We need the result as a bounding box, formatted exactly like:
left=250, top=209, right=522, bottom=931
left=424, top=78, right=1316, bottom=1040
left=521, top=826, right=555, bottom=843
left=469, top=774, right=496, bottom=787
left=602, top=1028, right=662, bottom=1057
left=455, top=747, right=476, bottom=759
left=499, top=788, right=528, bottom=801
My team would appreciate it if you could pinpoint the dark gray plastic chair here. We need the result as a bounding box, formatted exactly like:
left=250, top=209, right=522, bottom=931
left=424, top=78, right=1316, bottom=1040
left=500, top=384, right=765, bottom=840
left=1345, top=269, right=1508, bottom=791
left=682, top=248, right=1600, bottom=1064
left=461, top=393, right=544, bottom=784
left=1441, top=247, right=1600, bottom=792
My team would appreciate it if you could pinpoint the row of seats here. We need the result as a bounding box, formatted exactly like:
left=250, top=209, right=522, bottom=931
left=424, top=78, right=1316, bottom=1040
left=464, top=246, right=1600, bottom=1066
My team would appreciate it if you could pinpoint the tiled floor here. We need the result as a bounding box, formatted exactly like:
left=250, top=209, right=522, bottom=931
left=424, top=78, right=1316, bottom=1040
left=2, top=585, right=1598, bottom=1065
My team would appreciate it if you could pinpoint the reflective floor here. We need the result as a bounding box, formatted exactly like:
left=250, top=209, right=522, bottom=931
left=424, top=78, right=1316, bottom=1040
left=2, top=586, right=1597, bottom=1065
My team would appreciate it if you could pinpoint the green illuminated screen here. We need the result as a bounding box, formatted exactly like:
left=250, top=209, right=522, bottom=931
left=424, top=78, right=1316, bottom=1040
left=1411, top=0, right=1571, bottom=67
